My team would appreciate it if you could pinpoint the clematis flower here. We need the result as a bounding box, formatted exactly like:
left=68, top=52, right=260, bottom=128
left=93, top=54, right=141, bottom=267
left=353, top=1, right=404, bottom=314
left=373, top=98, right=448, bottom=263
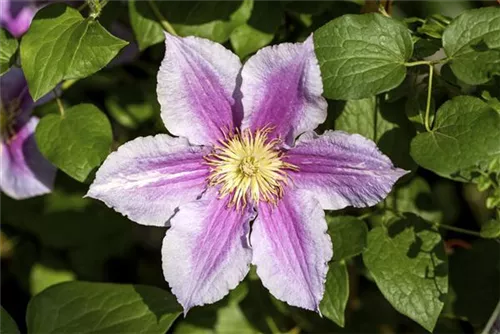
left=88, top=33, right=407, bottom=313
left=0, top=68, right=56, bottom=199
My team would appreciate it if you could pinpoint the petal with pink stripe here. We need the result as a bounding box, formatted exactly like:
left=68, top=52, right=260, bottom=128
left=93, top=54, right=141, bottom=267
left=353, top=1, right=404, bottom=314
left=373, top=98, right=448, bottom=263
left=87, top=135, right=210, bottom=227
left=157, top=33, right=241, bottom=145
left=285, top=131, right=408, bottom=210
left=251, top=189, right=332, bottom=311
left=241, top=35, right=327, bottom=144
left=162, top=188, right=253, bottom=313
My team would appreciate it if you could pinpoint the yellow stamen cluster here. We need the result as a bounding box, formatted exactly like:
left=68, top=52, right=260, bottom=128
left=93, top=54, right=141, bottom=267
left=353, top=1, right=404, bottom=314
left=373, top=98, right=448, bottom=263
left=205, top=128, right=298, bottom=209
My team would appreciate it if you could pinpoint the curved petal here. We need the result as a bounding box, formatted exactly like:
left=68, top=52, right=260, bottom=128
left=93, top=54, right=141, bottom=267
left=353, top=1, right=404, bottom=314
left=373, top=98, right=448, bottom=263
left=284, top=131, right=408, bottom=210
left=251, top=189, right=332, bottom=311
left=0, top=0, right=37, bottom=38
left=162, top=187, right=253, bottom=313
left=87, top=135, right=211, bottom=227
left=157, top=33, right=242, bottom=145
left=241, top=35, right=327, bottom=144
left=1, top=117, right=56, bottom=199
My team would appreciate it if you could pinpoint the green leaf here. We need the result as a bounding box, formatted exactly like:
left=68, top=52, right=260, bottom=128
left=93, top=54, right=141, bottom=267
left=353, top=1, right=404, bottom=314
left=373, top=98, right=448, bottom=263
left=0, top=28, right=18, bottom=75
left=1, top=306, right=20, bottom=334
left=26, top=281, right=182, bottom=334
left=442, top=7, right=500, bottom=85
left=128, top=0, right=164, bottom=51
left=314, top=13, right=413, bottom=100
left=410, top=96, right=500, bottom=180
left=319, top=261, right=349, bottom=327
left=363, top=213, right=448, bottom=332
left=229, top=1, right=282, bottom=59
left=20, top=4, right=128, bottom=101
left=35, top=104, right=113, bottom=182
left=332, top=97, right=416, bottom=170
left=383, top=176, right=442, bottom=223
left=326, top=215, right=368, bottom=261
left=480, top=219, right=500, bottom=239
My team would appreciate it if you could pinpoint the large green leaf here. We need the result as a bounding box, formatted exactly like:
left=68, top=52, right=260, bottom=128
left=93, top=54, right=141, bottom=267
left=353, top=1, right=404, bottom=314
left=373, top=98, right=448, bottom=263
left=331, top=97, right=416, bottom=170
left=314, top=13, right=413, bottom=100
left=319, top=261, right=349, bottom=327
left=35, top=104, right=113, bottom=182
left=363, top=213, right=448, bottom=332
left=1, top=306, right=20, bottom=334
left=0, top=28, right=18, bottom=75
left=443, top=7, right=500, bottom=85
left=20, top=4, right=127, bottom=101
left=229, top=1, right=282, bottom=58
left=327, top=215, right=368, bottom=261
left=26, top=281, right=182, bottom=334
left=410, top=96, right=500, bottom=179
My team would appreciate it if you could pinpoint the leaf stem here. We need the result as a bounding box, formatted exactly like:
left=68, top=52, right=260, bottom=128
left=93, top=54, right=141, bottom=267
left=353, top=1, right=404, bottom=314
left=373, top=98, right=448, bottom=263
left=147, top=0, right=178, bottom=36
left=404, top=60, right=431, bottom=67
left=55, top=92, right=65, bottom=118
left=434, top=223, right=482, bottom=238
left=424, top=63, right=434, bottom=132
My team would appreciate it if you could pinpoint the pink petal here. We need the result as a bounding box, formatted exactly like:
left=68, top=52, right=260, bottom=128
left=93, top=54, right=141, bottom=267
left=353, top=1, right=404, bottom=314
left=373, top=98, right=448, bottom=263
left=240, top=35, right=327, bottom=144
left=157, top=33, right=242, bottom=145
left=1, top=117, right=56, bottom=199
left=87, top=135, right=211, bottom=227
left=162, top=187, right=253, bottom=313
left=251, top=189, right=332, bottom=311
left=285, top=131, right=408, bottom=210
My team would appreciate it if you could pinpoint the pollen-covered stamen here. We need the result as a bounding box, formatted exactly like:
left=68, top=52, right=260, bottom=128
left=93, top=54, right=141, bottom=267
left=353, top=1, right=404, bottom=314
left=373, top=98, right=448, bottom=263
left=205, top=127, right=298, bottom=209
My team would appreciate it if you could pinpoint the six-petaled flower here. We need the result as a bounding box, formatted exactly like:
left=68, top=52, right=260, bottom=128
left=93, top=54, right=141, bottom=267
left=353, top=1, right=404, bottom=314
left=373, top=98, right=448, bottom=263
left=88, top=33, right=407, bottom=313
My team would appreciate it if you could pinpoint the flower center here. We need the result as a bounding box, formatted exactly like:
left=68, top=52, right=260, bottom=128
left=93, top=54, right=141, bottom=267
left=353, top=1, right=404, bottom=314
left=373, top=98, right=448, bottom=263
left=0, top=99, right=21, bottom=142
left=205, top=127, right=298, bottom=209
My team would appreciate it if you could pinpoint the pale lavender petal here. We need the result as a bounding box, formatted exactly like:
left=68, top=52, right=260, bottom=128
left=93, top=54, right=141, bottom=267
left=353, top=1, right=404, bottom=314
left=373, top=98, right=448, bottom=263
left=162, top=187, right=253, bottom=313
left=240, top=35, right=327, bottom=144
left=157, top=33, right=241, bottom=145
left=1, top=117, right=56, bottom=199
left=87, top=135, right=211, bottom=227
left=284, top=131, right=408, bottom=210
left=251, top=189, right=332, bottom=311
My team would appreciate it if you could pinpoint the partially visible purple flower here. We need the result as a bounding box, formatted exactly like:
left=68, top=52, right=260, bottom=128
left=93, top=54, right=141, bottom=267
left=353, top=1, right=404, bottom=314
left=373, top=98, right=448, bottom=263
left=0, top=0, right=38, bottom=38
left=0, top=68, right=56, bottom=199
left=88, top=33, right=407, bottom=313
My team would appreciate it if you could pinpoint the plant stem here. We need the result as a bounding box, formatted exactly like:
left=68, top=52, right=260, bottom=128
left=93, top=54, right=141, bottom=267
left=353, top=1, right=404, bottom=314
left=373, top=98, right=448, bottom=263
left=424, top=63, right=434, bottom=132
left=148, top=0, right=177, bottom=36
left=434, top=223, right=482, bottom=238
left=404, top=60, right=431, bottom=67
left=54, top=91, right=65, bottom=118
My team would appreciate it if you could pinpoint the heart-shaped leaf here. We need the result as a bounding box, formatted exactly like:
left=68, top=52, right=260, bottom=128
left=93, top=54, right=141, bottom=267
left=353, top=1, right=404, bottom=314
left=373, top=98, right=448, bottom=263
left=35, top=104, right=113, bottom=182
left=20, top=4, right=127, bottom=101
left=314, top=13, right=413, bottom=100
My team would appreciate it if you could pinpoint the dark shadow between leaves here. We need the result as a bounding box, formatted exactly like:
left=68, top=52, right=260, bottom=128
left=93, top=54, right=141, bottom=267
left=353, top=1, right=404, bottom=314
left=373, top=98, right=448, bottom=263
left=133, top=285, right=183, bottom=324
left=137, top=1, right=243, bottom=26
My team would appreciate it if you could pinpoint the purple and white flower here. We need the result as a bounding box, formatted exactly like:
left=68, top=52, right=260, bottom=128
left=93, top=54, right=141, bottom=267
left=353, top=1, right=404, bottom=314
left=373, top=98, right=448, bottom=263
left=88, top=33, right=407, bottom=313
left=1, top=68, right=56, bottom=199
